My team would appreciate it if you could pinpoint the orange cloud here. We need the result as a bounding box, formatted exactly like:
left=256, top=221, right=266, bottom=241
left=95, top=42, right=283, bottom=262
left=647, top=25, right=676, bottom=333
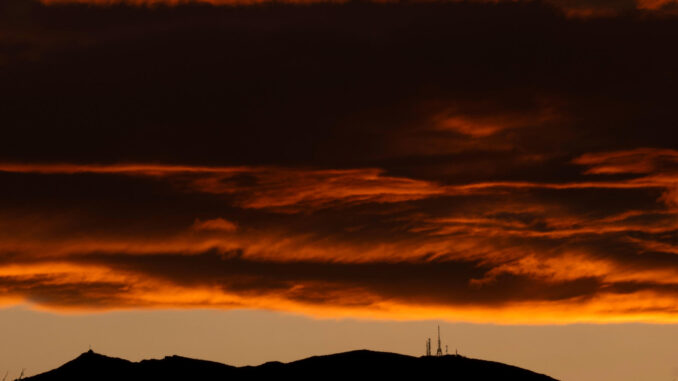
left=434, top=115, right=512, bottom=138
left=0, top=163, right=247, bottom=176
left=432, top=104, right=558, bottom=138
left=636, top=0, right=678, bottom=9
left=423, top=209, right=678, bottom=239
left=5, top=0, right=678, bottom=330
left=573, top=148, right=678, bottom=175
left=193, top=218, right=238, bottom=232
left=1, top=161, right=676, bottom=209
left=0, top=164, right=446, bottom=211
left=5, top=251, right=678, bottom=323
left=2, top=149, right=678, bottom=322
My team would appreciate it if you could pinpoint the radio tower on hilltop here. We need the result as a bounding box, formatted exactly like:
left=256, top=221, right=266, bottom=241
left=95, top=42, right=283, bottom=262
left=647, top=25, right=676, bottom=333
left=436, top=325, right=443, bottom=357
left=426, top=338, right=432, bottom=356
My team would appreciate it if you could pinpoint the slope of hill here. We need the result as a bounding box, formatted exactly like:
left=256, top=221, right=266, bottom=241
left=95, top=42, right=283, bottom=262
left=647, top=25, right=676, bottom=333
left=23, top=349, right=558, bottom=381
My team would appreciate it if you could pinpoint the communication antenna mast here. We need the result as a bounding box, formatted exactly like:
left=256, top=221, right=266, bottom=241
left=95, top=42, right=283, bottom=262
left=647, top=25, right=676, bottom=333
left=18, top=369, right=24, bottom=381
left=445, top=345, right=448, bottom=355
left=436, top=325, right=443, bottom=357
left=426, top=338, right=432, bottom=356
left=2, top=370, right=8, bottom=381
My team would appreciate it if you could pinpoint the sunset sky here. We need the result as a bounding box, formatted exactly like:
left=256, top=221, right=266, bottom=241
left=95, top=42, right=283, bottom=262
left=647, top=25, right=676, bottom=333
left=1, top=0, right=678, bottom=379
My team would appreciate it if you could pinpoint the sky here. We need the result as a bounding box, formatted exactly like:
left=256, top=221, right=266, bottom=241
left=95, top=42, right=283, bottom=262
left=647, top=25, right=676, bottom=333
left=1, top=0, right=678, bottom=379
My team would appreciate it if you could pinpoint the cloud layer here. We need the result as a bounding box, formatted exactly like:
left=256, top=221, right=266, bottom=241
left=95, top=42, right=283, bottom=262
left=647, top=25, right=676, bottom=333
left=1, top=0, right=678, bottom=322
left=33, top=0, right=678, bottom=17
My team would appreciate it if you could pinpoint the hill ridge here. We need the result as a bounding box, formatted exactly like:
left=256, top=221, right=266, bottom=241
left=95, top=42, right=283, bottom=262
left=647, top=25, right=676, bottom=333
left=22, top=349, right=559, bottom=381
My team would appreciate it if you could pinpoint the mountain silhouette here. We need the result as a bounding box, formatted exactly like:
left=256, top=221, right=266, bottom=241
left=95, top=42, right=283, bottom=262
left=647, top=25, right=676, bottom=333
left=21, top=349, right=558, bottom=381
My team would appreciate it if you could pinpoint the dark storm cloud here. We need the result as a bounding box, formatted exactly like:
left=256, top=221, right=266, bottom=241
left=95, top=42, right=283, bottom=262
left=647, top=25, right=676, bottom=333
left=0, top=0, right=676, bottom=170
left=1, top=0, right=678, bottom=321
left=71, top=250, right=607, bottom=306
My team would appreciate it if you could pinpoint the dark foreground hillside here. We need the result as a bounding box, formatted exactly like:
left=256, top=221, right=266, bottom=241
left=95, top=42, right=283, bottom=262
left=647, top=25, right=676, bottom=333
left=22, top=349, right=558, bottom=381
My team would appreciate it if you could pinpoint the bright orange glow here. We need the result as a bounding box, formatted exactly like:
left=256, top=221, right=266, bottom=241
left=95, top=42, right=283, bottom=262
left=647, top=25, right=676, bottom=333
left=1, top=149, right=678, bottom=323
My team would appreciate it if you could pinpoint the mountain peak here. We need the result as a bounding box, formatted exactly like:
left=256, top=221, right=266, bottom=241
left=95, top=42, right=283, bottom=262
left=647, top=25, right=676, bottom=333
left=76, top=349, right=98, bottom=358
left=72, top=350, right=124, bottom=362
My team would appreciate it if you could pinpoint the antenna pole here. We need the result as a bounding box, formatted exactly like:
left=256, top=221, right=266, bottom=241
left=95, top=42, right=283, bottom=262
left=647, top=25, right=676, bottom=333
left=436, top=325, right=443, bottom=357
